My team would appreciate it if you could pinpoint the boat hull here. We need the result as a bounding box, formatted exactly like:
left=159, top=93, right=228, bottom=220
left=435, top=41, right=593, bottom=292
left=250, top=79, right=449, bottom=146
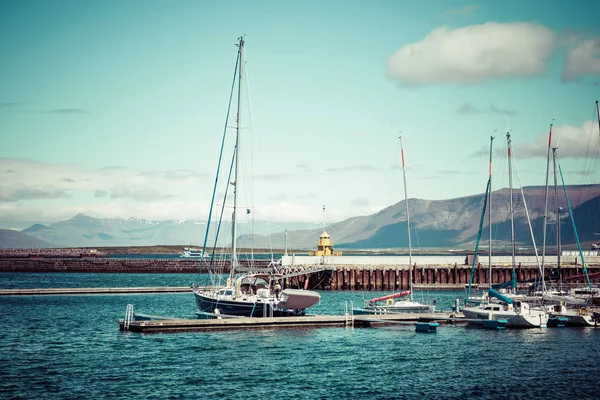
left=549, top=311, right=596, bottom=327
left=353, top=304, right=435, bottom=315
left=193, top=289, right=305, bottom=318
left=462, top=307, right=548, bottom=328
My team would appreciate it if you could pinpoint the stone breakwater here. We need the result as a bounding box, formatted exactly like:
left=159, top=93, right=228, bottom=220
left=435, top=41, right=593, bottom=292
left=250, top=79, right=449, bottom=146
left=1, top=256, right=598, bottom=291
left=0, top=258, right=265, bottom=274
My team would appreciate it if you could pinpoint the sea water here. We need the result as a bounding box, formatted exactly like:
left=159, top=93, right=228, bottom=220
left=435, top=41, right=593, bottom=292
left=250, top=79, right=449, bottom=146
left=1, top=272, right=599, bottom=399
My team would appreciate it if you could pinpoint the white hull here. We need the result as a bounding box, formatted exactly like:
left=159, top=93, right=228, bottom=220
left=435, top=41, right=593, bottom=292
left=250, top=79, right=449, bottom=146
left=354, top=300, right=435, bottom=315
left=278, top=289, right=321, bottom=309
left=463, top=306, right=548, bottom=328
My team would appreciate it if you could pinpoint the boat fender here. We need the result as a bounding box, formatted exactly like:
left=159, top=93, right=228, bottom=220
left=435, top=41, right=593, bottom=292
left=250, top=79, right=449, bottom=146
left=386, top=298, right=394, bottom=306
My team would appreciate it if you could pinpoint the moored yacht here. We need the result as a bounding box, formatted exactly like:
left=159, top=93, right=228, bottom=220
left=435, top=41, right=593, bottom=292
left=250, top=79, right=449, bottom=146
left=180, top=247, right=208, bottom=258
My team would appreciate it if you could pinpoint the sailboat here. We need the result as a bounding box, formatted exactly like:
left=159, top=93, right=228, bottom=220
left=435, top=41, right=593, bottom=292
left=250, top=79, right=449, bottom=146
left=191, top=37, right=321, bottom=318
left=353, top=135, right=435, bottom=315
left=544, top=148, right=598, bottom=326
left=462, top=134, right=548, bottom=328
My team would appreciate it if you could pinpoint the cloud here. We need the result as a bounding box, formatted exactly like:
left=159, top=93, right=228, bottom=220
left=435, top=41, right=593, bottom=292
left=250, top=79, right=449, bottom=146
left=61, top=178, right=75, bottom=183
left=95, top=165, right=127, bottom=172
left=325, top=165, right=379, bottom=173
left=94, top=190, right=108, bottom=198
left=110, top=185, right=173, bottom=202
left=457, top=104, right=479, bottom=114
left=49, top=108, right=89, bottom=114
left=562, top=38, right=600, bottom=82
left=351, top=197, right=370, bottom=207
left=138, top=170, right=207, bottom=181
left=444, top=5, right=476, bottom=16
left=0, top=102, right=19, bottom=108
left=5, top=169, right=17, bottom=173
left=457, top=103, right=518, bottom=116
left=516, top=120, right=599, bottom=158
left=0, top=185, right=71, bottom=202
left=388, top=22, right=556, bottom=85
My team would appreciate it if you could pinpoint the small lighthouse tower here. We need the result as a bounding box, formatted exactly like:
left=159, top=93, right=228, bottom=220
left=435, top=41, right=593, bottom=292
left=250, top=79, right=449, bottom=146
left=309, top=205, right=342, bottom=256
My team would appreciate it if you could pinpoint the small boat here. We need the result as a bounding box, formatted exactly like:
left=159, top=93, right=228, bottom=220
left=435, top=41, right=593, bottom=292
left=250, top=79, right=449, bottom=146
left=353, top=291, right=435, bottom=315
left=180, top=247, right=208, bottom=258
left=352, top=137, right=434, bottom=315
left=547, top=303, right=598, bottom=327
left=463, top=289, right=548, bottom=328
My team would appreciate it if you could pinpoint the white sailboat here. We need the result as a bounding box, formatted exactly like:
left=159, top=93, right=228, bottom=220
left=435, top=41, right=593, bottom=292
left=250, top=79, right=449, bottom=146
left=544, top=150, right=598, bottom=326
left=353, top=135, right=435, bottom=315
left=192, top=37, right=320, bottom=318
left=462, top=134, right=548, bottom=328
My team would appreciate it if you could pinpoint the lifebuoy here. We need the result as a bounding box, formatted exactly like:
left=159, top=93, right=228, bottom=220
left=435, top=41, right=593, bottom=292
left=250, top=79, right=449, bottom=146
left=386, top=298, right=395, bottom=306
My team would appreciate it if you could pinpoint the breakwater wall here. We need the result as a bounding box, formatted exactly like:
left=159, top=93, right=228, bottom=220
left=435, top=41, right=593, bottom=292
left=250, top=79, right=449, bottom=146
left=308, top=264, right=600, bottom=291
left=0, top=258, right=270, bottom=273
left=1, top=258, right=599, bottom=291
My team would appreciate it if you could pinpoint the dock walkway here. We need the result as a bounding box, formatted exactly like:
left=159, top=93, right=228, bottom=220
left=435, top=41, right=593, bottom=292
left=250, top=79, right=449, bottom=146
left=0, top=286, right=200, bottom=296
left=118, top=312, right=463, bottom=333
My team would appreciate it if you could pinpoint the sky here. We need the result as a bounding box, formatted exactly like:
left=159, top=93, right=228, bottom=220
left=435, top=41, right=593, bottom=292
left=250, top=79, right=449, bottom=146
left=1, top=0, right=600, bottom=230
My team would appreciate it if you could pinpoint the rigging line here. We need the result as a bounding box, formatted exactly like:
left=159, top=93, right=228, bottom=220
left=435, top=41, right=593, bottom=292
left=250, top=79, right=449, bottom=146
left=241, top=43, right=256, bottom=220
left=573, top=105, right=600, bottom=204
left=209, top=146, right=237, bottom=283
left=466, top=177, right=491, bottom=304
left=240, top=43, right=257, bottom=262
left=510, top=146, right=544, bottom=284
left=558, top=163, right=592, bottom=290
left=198, top=44, right=240, bottom=284
left=387, top=136, right=402, bottom=207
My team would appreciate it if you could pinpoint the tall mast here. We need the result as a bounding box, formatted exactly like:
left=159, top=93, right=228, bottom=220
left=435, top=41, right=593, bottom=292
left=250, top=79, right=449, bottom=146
left=231, top=36, right=244, bottom=274
left=488, top=135, right=495, bottom=293
left=541, top=122, right=553, bottom=292
left=552, top=147, right=561, bottom=291
left=507, top=132, right=516, bottom=292
left=596, top=101, right=599, bottom=135
left=399, top=135, right=413, bottom=300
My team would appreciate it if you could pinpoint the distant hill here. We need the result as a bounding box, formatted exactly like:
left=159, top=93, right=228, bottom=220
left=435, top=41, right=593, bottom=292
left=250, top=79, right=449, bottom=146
left=265, top=184, right=600, bottom=251
left=14, top=184, right=600, bottom=250
left=21, top=213, right=321, bottom=248
left=0, top=229, right=56, bottom=249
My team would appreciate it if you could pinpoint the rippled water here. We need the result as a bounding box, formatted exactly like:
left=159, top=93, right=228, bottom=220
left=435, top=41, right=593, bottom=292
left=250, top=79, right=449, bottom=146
left=1, top=273, right=599, bottom=399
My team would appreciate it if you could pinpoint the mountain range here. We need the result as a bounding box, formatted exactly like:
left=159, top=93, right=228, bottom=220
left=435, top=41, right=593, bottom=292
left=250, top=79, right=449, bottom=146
left=2, top=184, right=599, bottom=250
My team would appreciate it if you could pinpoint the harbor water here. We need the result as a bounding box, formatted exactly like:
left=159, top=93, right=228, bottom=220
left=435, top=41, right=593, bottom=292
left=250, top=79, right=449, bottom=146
left=1, top=272, right=599, bottom=399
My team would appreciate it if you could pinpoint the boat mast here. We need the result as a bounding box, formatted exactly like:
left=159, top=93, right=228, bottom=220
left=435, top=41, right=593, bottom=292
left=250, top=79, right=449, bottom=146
left=541, top=122, right=553, bottom=292
left=488, top=134, right=494, bottom=294
left=507, top=132, right=516, bottom=293
left=552, top=147, right=562, bottom=291
left=399, top=135, right=413, bottom=301
left=231, top=36, right=244, bottom=275
left=596, top=100, right=599, bottom=134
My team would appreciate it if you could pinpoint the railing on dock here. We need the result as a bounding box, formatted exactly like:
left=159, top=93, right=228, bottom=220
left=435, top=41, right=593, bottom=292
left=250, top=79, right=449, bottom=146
left=124, top=304, right=134, bottom=331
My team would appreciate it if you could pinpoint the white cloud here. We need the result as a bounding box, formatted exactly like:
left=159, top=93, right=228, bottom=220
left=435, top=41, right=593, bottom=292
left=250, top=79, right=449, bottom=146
left=562, top=38, right=600, bottom=82
left=516, top=120, right=600, bottom=159
left=388, top=22, right=556, bottom=85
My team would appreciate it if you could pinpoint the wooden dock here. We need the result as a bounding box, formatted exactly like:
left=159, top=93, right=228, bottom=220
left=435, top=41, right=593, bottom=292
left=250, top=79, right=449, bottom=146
left=118, top=312, right=464, bottom=333
left=0, top=286, right=196, bottom=296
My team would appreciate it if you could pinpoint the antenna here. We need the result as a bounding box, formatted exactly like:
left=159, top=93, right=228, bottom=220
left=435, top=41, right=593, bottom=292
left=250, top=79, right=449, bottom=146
left=322, top=205, right=326, bottom=233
